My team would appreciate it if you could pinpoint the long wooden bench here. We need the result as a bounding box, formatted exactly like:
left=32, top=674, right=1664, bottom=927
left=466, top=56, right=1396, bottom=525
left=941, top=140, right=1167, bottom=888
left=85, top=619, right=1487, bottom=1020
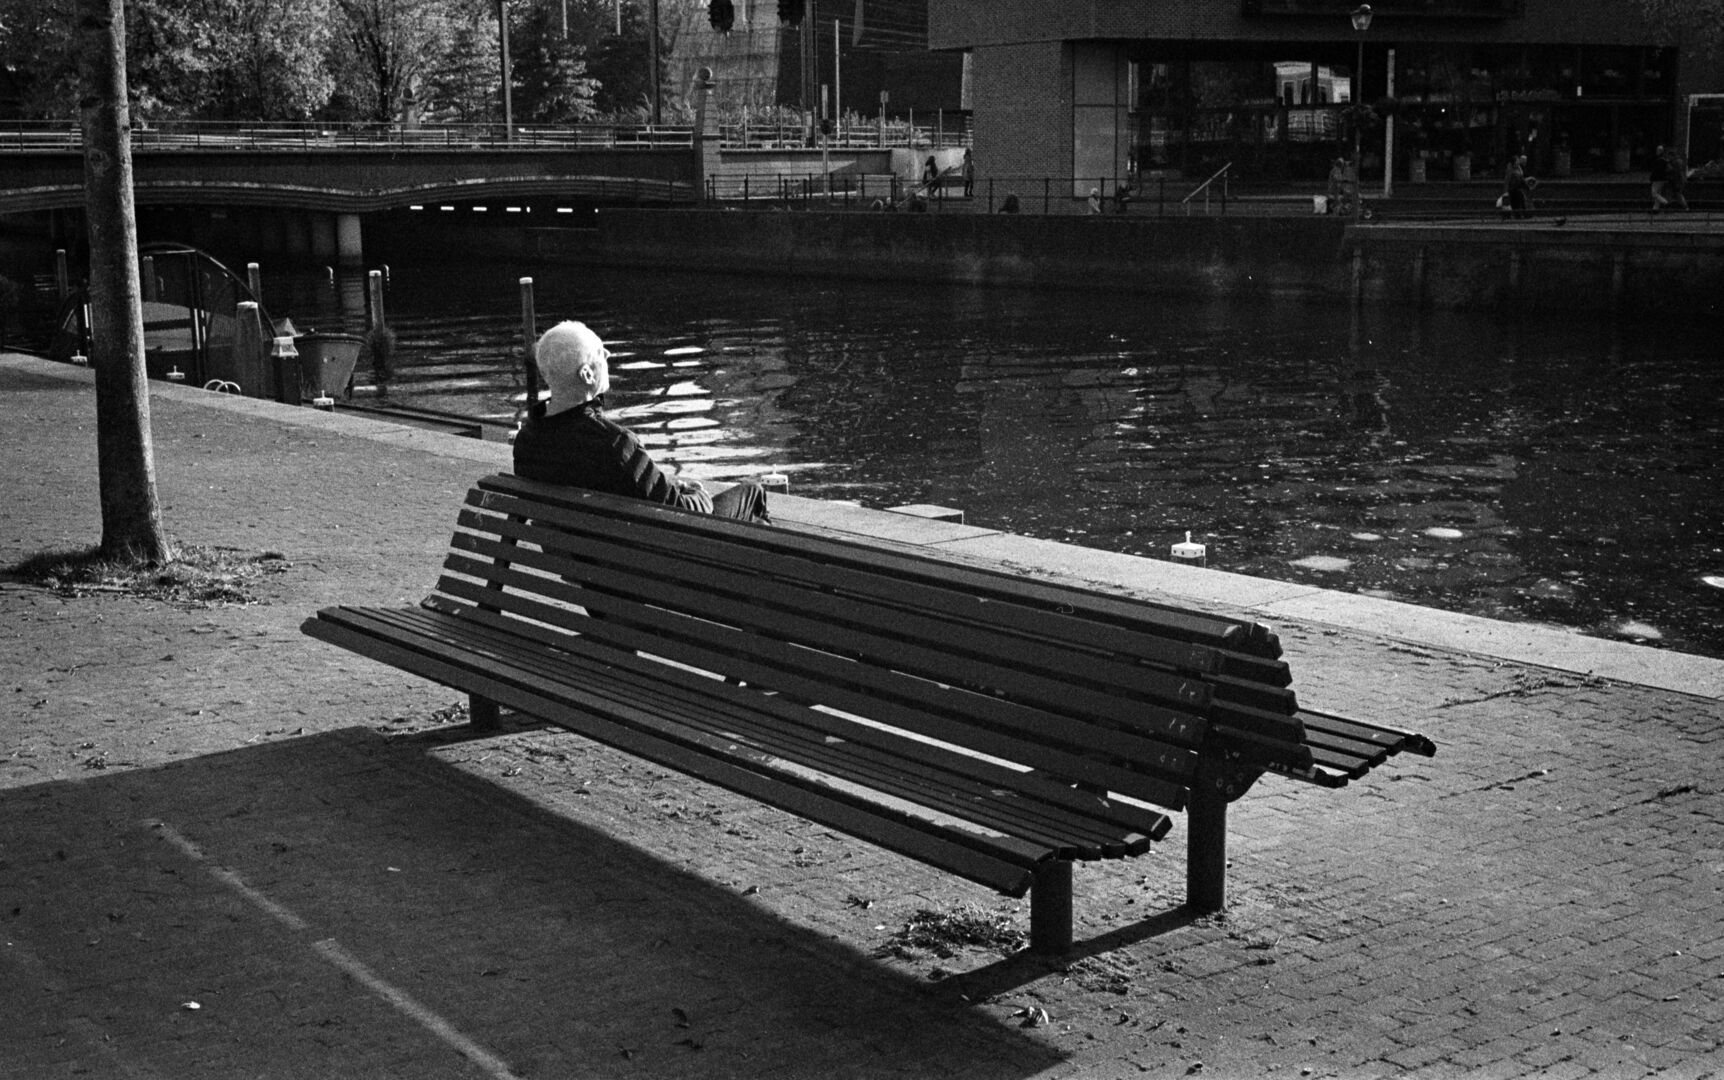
left=302, top=474, right=1435, bottom=953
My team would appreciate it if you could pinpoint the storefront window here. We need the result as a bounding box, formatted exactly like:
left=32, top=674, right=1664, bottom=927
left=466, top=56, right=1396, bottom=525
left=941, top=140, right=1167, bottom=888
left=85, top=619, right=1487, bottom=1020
left=1110, top=41, right=1678, bottom=183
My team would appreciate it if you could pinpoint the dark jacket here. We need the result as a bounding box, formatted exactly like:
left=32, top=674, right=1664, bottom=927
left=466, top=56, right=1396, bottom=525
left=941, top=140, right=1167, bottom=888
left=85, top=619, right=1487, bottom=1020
left=512, top=399, right=710, bottom=512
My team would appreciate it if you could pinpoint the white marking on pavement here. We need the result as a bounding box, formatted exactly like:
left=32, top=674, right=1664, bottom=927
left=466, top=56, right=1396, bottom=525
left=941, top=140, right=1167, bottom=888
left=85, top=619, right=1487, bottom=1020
left=147, top=819, right=310, bottom=932
left=312, top=938, right=524, bottom=1080
left=141, top=819, right=521, bottom=1080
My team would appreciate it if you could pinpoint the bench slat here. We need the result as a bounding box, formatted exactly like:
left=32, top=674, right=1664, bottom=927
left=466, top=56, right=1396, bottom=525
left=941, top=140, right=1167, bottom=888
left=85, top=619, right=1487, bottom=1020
left=472, top=477, right=1289, bottom=663
left=363, top=605, right=1171, bottom=859
left=450, top=504, right=1234, bottom=709
left=305, top=608, right=1046, bottom=895
left=443, top=523, right=1237, bottom=746
left=427, top=578, right=1198, bottom=811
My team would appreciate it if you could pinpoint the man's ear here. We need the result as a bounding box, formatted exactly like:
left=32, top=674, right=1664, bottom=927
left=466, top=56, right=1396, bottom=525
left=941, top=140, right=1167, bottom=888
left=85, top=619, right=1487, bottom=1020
left=577, top=362, right=596, bottom=387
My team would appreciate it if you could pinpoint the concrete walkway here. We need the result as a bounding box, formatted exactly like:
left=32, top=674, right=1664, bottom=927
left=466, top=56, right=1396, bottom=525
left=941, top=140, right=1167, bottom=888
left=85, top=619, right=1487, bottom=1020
left=3, top=352, right=1721, bottom=1080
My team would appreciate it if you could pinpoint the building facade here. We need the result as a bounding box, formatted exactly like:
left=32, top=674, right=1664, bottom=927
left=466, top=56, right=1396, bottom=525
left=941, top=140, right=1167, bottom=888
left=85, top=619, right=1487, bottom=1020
left=929, top=0, right=1722, bottom=195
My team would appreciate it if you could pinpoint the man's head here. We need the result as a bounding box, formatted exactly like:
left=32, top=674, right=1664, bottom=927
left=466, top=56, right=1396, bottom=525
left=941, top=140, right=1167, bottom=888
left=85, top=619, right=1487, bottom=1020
left=536, top=320, right=610, bottom=408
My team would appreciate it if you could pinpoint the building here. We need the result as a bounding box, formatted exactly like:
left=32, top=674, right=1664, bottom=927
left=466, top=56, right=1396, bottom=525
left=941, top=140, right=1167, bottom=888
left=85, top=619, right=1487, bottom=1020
left=929, top=0, right=1722, bottom=195
left=673, top=0, right=962, bottom=126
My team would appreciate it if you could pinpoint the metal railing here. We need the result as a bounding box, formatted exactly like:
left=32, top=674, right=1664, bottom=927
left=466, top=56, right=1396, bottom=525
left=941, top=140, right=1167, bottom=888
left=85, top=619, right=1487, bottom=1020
left=0, top=116, right=974, bottom=153
left=698, top=169, right=1724, bottom=224
left=1180, top=162, right=1232, bottom=215
left=718, top=116, right=972, bottom=151
left=0, top=120, right=697, bottom=152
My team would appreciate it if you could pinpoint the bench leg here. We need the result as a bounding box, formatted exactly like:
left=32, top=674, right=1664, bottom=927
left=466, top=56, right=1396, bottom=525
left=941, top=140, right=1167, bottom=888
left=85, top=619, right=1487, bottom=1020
left=1029, top=860, right=1074, bottom=954
left=1186, top=779, right=1227, bottom=914
left=469, top=694, right=500, bottom=731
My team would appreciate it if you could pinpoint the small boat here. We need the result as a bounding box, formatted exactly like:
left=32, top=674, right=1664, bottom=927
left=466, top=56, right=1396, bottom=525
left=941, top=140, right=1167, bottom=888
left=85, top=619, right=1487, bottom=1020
left=50, top=242, right=352, bottom=402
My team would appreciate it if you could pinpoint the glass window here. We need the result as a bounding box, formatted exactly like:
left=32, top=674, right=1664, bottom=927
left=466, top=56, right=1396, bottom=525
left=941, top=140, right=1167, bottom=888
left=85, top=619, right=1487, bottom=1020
left=1580, top=46, right=1637, bottom=99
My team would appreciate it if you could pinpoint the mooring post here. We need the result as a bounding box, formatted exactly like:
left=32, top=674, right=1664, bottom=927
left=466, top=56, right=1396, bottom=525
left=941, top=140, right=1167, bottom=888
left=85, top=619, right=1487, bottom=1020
left=519, top=277, right=538, bottom=410
left=367, top=269, right=386, bottom=332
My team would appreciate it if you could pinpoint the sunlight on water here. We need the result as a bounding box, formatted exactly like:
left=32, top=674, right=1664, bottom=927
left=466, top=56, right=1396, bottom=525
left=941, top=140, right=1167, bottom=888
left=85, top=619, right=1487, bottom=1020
left=270, top=261, right=1724, bottom=659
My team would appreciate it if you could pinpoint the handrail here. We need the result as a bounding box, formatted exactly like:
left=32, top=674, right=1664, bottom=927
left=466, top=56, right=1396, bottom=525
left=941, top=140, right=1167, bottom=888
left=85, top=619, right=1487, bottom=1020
left=0, top=117, right=976, bottom=154
left=1180, top=162, right=1232, bottom=215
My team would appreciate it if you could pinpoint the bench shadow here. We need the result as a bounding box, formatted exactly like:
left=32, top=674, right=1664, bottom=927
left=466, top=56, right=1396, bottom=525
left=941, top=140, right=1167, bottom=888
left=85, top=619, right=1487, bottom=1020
left=0, top=725, right=1066, bottom=1079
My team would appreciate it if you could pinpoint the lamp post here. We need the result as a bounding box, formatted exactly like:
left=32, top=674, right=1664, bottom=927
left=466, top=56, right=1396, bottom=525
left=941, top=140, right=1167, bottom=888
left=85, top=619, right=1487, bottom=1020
left=1350, top=4, right=1373, bottom=180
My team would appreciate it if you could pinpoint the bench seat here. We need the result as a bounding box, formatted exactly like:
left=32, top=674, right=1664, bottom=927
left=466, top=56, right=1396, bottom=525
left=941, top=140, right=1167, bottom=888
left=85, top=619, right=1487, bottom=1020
left=303, top=474, right=1435, bottom=952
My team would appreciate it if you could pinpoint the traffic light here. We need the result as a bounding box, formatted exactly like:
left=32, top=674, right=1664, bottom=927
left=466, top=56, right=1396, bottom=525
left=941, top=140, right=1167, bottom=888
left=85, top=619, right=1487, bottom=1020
left=709, top=0, right=734, bottom=32
left=778, top=0, right=805, bottom=25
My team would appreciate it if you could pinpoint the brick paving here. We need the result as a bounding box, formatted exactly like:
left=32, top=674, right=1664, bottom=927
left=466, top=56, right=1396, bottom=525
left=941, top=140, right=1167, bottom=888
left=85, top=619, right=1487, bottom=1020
left=2, top=353, right=1722, bottom=1079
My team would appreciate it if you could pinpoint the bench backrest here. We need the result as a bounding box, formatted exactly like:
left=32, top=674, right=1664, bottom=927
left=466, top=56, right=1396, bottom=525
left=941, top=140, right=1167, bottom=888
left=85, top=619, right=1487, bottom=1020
left=428, top=475, right=1312, bottom=813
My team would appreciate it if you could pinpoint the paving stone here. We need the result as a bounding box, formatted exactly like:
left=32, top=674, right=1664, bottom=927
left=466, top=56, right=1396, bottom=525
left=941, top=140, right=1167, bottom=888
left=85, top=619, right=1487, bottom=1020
left=5, top=353, right=1724, bottom=1078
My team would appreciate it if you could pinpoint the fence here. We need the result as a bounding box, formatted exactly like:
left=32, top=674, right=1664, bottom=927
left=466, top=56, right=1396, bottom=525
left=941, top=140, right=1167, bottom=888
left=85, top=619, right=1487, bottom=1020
left=0, top=116, right=972, bottom=154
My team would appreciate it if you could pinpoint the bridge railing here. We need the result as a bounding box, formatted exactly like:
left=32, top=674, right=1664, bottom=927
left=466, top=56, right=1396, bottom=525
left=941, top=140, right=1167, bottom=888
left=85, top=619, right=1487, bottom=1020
left=0, top=116, right=975, bottom=153
left=0, top=119, right=699, bottom=152
left=718, top=116, right=972, bottom=151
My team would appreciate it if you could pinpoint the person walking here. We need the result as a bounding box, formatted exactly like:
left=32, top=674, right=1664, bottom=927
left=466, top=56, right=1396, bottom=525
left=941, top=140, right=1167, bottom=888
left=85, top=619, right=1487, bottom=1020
left=961, top=148, right=974, bottom=197
left=1502, top=154, right=1531, bottom=219
left=1665, top=145, right=1690, bottom=211
left=1650, top=146, right=1671, bottom=213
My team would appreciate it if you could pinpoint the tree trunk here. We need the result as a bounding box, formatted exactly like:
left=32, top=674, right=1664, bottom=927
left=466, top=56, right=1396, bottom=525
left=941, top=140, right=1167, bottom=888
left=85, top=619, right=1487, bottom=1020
left=76, top=0, right=173, bottom=564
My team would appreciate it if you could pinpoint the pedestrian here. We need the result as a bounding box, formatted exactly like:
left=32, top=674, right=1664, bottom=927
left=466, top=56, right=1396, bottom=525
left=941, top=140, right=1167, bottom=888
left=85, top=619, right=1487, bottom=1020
left=1502, top=153, right=1531, bottom=219
left=513, top=321, right=771, bottom=523
left=1665, top=145, right=1690, bottom=211
left=923, top=155, right=939, bottom=199
left=1650, top=145, right=1670, bottom=212
left=1087, top=187, right=1102, bottom=214
left=1113, top=179, right=1133, bottom=214
left=1326, top=156, right=1349, bottom=214
left=961, top=148, right=974, bottom=198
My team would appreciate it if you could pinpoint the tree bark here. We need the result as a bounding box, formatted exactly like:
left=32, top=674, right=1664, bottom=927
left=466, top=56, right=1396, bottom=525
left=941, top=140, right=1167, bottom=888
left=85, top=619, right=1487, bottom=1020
left=76, top=0, right=173, bottom=564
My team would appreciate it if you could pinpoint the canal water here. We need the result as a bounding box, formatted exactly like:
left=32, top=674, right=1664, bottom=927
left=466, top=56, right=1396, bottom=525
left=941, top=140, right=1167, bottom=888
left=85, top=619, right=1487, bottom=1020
left=270, top=260, right=1724, bottom=660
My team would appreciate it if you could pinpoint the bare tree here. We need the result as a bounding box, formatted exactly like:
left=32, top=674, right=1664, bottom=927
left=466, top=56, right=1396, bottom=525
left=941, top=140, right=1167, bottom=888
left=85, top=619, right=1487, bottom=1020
left=76, top=0, right=173, bottom=564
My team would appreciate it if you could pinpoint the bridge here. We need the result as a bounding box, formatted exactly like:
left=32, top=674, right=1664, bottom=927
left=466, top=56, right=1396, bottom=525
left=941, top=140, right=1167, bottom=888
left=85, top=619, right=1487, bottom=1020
left=0, top=122, right=705, bottom=217
left=0, top=118, right=970, bottom=265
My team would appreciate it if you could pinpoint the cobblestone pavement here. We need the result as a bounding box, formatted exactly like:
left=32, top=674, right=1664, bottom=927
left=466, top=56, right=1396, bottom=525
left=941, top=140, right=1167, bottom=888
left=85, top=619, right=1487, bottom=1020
left=3, top=354, right=1722, bottom=1079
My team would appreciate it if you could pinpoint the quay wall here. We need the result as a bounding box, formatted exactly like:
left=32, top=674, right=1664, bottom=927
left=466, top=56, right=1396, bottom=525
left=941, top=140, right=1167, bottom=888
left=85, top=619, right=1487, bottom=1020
left=516, top=209, right=1724, bottom=319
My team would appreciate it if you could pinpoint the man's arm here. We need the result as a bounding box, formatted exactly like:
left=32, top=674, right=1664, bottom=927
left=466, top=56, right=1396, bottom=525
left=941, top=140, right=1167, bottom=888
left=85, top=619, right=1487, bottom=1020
left=606, top=427, right=711, bottom=512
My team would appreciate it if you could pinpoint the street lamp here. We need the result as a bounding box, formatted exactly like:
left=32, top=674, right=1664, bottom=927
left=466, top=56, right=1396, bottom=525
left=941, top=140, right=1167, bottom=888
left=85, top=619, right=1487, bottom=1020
left=1350, top=5, right=1373, bottom=178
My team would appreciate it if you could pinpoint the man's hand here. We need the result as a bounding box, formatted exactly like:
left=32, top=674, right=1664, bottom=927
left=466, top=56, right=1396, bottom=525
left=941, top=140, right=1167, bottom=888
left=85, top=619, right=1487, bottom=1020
left=675, top=477, right=708, bottom=496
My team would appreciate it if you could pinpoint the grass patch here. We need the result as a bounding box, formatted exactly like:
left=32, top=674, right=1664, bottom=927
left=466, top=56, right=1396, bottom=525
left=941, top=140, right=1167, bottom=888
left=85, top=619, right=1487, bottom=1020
left=877, top=905, right=1028, bottom=960
left=6, top=544, right=290, bottom=607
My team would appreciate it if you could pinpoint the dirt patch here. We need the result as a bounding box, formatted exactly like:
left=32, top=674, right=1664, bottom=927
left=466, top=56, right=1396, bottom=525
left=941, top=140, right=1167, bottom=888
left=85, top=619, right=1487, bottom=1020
left=877, top=904, right=1028, bottom=961
left=4, top=544, right=291, bottom=607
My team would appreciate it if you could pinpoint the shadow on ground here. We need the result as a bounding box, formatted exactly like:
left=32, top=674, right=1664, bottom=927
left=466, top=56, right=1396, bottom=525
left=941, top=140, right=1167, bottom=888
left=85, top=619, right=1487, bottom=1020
left=0, top=726, right=1066, bottom=1078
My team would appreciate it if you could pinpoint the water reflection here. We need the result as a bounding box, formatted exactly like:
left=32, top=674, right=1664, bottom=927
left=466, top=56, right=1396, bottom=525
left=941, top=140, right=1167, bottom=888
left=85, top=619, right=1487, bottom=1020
left=277, top=262, right=1724, bottom=659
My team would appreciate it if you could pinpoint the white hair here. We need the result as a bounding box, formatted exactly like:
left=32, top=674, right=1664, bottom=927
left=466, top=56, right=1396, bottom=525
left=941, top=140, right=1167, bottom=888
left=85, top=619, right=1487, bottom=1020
left=535, top=320, right=606, bottom=399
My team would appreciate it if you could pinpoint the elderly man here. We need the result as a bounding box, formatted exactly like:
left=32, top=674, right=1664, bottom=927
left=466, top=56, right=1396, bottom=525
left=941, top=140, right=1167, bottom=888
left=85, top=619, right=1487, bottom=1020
left=513, top=320, right=770, bottom=522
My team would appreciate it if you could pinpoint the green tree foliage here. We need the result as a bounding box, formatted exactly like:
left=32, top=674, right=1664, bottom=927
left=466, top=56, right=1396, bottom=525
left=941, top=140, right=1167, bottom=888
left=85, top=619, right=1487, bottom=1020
left=2, top=0, right=333, bottom=120
left=576, top=0, right=655, bottom=117
left=419, top=10, right=498, bottom=123
left=330, top=0, right=471, bottom=123
left=0, top=0, right=694, bottom=125
left=214, top=0, right=337, bottom=120
left=511, top=2, right=600, bottom=123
